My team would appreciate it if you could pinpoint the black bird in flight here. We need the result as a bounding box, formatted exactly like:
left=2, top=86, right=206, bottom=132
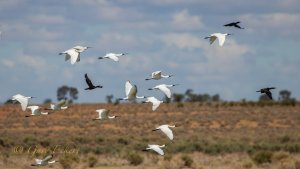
left=256, top=87, right=276, bottom=100
left=84, top=73, right=103, bottom=90
left=224, top=21, right=244, bottom=29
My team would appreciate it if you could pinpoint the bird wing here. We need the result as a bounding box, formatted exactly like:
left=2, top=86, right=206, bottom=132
left=149, top=97, right=161, bottom=111
left=234, top=24, right=242, bottom=29
left=160, top=126, right=174, bottom=140
left=158, top=85, right=171, bottom=98
left=128, top=85, right=138, bottom=99
left=152, top=146, right=164, bottom=155
left=41, top=155, right=53, bottom=165
left=96, top=109, right=108, bottom=119
left=214, top=33, right=226, bottom=46
left=109, top=55, right=119, bottom=61
left=152, top=71, right=161, bottom=78
left=35, top=159, right=42, bottom=165
left=65, top=54, right=70, bottom=61
left=56, top=100, right=66, bottom=108
left=17, top=97, right=29, bottom=111
left=125, top=81, right=133, bottom=97
left=85, top=74, right=94, bottom=87
left=32, top=107, right=42, bottom=116
left=209, top=36, right=217, bottom=45
left=66, top=49, right=80, bottom=64
left=267, top=87, right=276, bottom=90
left=265, top=91, right=273, bottom=100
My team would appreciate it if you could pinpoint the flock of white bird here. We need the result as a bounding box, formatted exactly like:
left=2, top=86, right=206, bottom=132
left=9, top=21, right=243, bottom=166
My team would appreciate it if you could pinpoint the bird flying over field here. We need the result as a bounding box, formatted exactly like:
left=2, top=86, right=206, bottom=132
left=148, top=84, right=178, bottom=99
left=59, top=46, right=91, bottom=64
left=119, top=81, right=146, bottom=101
left=93, top=109, right=119, bottom=120
left=45, top=99, right=68, bottom=111
left=204, top=33, right=231, bottom=46
left=143, top=144, right=166, bottom=155
left=98, top=53, right=127, bottom=62
left=145, top=71, right=173, bottom=80
left=26, top=106, right=49, bottom=117
left=152, top=124, right=176, bottom=140
left=256, top=87, right=276, bottom=100
left=11, top=94, right=35, bottom=111
left=142, top=97, right=163, bottom=111
left=223, top=21, right=244, bottom=29
left=84, top=73, right=103, bottom=90
left=31, top=154, right=57, bottom=166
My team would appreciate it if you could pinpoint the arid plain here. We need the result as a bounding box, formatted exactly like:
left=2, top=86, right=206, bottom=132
left=0, top=102, right=300, bottom=169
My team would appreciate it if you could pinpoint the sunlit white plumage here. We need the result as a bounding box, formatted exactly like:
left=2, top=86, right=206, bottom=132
left=144, top=144, right=166, bottom=155
left=204, top=33, right=231, bottom=46
left=59, top=46, right=91, bottom=64
left=32, top=154, right=57, bottom=166
left=26, top=106, right=48, bottom=117
left=47, top=100, right=68, bottom=110
left=145, top=71, right=173, bottom=80
left=142, top=97, right=163, bottom=111
left=153, top=124, right=176, bottom=140
left=120, top=81, right=146, bottom=101
left=98, top=53, right=127, bottom=62
left=148, top=84, right=177, bottom=98
left=11, top=94, right=34, bottom=111
left=94, top=109, right=118, bottom=120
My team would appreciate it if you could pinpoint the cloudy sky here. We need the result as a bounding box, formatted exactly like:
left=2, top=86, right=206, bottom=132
left=0, top=0, right=299, bottom=103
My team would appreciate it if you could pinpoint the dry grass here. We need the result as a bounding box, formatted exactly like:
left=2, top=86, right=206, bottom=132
left=0, top=102, right=300, bottom=168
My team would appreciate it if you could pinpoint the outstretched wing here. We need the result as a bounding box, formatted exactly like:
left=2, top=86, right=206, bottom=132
left=85, top=74, right=94, bottom=87
left=66, top=49, right=80, bottom=64
left=209, top=36, right=217, bottom=45
left=214, top=33, right=226, bottom=46
left=265, top=91, right=273, bottom=100
left=17, top=97, right=29, bottom=111
left=158, top=85, right=171, bottom=98
left=160, top=126, right=174, bottom=140
left=125, top=81, right=133, bottom=97
left=152, top=146, right=164, bottom=155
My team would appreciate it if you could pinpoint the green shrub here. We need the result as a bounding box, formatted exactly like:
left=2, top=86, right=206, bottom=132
left=23, top=136, right=37, bottom=146
left=181, top=155, right=193, bottom=167
left=126, top=152, right=143, bottom=166
left=88, top=156, right=98, bottom=168
left=250, top=151, right=272, bottom=164
left=118, top=138, right=129, bottom=145
left=59, top=154, right=80, bottom=169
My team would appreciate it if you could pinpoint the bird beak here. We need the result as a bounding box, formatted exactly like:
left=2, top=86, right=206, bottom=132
left=152, top=129, right=158, bottom=131
left=148, top=88, right=153, bottom=90
left=87, top=46, right=92, bottom=48
left=98, top=57, right=103, bottom=59
left=228, top=33, right=233, bottom=36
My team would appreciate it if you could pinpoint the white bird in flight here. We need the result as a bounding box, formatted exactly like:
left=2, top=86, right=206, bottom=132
left=11, top=94, right=35, bottom=111
left=142, top=97, right=163, bottom=111
left=145, top=71, right=173, bottom=80
left=26, top=106, right=49, bottom=117
left=148, top=84, right=178, bottom=98
left=59, top=45, right=91, bottom=64
left=119, top=81, right=146, bottom=101
left=31, top=154, right=57, bottom=166
left=93, top=109, right=119, bottom=120
left=204, top=33, right=231, bottom=46
left=153, top=124, right=176, bottom=140
left=143, top=144, right=166, bottom=155
left=46, top=100, right=68, bottom=111
left=98, top=53, right=127, bottom=62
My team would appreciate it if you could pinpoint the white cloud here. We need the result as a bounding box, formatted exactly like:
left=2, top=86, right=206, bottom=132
left=171, top=9, right=204, bottom=31
left=161, top=33, right=207, bottom=50
left=1, top=59, right=15, bottom=68
left=28, top=14, right=66, bottom=24
left=241, top=13, right=300, bottom=37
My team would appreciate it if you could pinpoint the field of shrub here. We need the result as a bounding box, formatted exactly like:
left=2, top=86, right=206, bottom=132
left=0, top=102, right=299, bottom=169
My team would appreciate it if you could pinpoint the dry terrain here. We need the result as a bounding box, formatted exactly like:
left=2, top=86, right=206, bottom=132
left=0, top=102, right=300, bottom=169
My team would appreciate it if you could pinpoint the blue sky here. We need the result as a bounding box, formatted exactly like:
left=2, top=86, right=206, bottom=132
left=0, top=0, right=299, bottom=103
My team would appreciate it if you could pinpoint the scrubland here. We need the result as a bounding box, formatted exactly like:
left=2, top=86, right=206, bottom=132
left=0, top=102, right=299, bottom=169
